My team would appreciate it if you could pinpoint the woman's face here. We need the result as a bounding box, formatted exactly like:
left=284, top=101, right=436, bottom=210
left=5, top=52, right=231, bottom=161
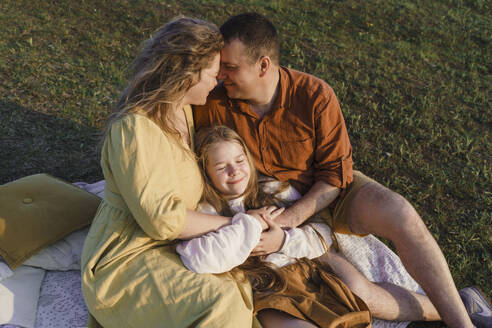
left=183, top=53, right=220, bottom=106
left=206, top=140, right=251, bottom=199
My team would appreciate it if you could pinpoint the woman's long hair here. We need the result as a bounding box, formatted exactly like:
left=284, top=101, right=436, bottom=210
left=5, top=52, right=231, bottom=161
left=195, top=125, right=290, bottom=294
left=101, top=17, right=223, bottom=146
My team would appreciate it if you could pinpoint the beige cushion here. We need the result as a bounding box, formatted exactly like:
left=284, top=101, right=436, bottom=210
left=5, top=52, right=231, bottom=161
left=0, top=174, right=101, bottom=269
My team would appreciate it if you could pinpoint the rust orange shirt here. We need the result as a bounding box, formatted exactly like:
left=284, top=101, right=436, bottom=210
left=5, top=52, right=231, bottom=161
left=194, top=67, right=353, bottom=195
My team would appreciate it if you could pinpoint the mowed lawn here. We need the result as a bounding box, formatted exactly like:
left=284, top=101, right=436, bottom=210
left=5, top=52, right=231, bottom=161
left=1, top=0, right=490, bottom=326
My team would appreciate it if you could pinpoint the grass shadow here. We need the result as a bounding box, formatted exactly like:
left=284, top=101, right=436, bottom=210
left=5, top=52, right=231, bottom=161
left=0, top=99, right=102, bottom=184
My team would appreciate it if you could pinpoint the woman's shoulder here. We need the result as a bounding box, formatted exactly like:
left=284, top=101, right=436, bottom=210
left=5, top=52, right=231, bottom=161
left=109, top=113, right=176, bottom=143
left=112, top=113, right=160, bottom=132
left=104, top=113, right=181, bottom=156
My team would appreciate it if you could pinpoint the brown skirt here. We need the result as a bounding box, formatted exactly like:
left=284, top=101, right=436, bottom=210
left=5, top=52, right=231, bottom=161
left=254, top=258, right=371, bottom=328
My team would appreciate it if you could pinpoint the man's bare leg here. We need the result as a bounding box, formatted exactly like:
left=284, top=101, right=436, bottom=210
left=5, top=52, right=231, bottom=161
left=347, top=182, right=473, bottom=327
left=317, top=249, right=440, bottom=321
left=257, top=310, right=317, bottom=328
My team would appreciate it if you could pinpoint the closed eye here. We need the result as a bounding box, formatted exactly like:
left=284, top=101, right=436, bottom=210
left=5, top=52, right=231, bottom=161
left=222, top=64, right=237, bottom=70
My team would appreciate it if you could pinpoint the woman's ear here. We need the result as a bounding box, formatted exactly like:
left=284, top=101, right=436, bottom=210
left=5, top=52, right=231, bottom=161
left=258, top=56, right=271, bottom=77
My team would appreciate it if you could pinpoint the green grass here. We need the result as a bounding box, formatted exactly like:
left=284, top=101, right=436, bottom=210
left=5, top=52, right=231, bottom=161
left=1, top=0, right=490, bottom=325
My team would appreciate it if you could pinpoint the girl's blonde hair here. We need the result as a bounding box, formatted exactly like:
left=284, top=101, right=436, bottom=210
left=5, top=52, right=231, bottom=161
left=195, top=125, right=290, bottom=293
left=196, top=125, right=291, bottom=214
left=101, top=17, right=223, bottom=145
left=195, top=125, right=259, bottom=215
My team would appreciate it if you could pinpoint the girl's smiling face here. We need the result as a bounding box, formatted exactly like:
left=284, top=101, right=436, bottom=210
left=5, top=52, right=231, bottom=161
left=206, top=140, right=251, bottom=199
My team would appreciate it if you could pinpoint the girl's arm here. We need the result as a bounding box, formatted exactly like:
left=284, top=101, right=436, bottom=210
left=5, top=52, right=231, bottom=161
left=176, top=213, right=263, bottom=274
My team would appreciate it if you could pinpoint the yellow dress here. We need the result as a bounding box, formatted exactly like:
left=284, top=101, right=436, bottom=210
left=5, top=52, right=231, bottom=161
left=81, top=107, right=255, bottom=327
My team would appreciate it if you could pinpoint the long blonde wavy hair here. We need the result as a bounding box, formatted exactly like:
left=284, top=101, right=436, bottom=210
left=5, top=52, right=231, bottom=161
left=101, top=17, right=223, bottom=144
left=195, top=125, right=292, bottom=294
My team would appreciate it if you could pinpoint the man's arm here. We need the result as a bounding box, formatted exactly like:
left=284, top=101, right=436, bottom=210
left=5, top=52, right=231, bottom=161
left=274, top=180, right=340, bottom=228
left=272, top=84, right=352, bottom=228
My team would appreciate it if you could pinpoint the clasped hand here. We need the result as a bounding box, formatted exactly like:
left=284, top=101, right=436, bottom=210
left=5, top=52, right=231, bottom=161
left=247, top=206, right=286, bottom=256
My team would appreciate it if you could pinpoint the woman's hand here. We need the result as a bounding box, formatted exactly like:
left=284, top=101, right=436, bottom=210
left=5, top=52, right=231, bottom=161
left=247, top=206, right=284, bottom=230
left=251, top=216, right=286, bottom=256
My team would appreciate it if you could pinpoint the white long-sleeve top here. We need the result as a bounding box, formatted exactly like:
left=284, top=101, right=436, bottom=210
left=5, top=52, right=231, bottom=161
left=176, top=181, right=333, bottom=274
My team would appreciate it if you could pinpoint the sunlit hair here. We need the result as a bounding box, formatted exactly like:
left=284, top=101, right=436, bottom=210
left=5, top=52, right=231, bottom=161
left=220, top=12, right=279, bottom=65
left=195, top=125, right=259, bottom=216
left=195, top=125, right=291, bottom=294
left=101, top=17, right=223, bottom=146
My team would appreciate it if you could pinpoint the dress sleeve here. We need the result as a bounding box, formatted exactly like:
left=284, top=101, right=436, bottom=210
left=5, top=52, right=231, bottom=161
left=176, top=213, right=262, bottom=274
left=104, top=115, right=187, bottom=241
left=312, top=86, right=354, bottom=189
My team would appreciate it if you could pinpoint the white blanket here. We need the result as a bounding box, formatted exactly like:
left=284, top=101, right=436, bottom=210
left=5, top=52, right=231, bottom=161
left=0, top=180, right=103, bottom=328
left=0, top=180, right=422, bottom=328
left=0, top=266, right=45, bottom=327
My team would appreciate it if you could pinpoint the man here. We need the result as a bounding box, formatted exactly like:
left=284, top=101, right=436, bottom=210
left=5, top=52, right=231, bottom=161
left=194, top=12, right=490, bottom=327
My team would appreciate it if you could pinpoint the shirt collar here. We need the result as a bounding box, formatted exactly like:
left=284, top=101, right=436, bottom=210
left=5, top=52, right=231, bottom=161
left=276, top=66, right=292, bottom=109
left=228, top=196, right=246, bottom=214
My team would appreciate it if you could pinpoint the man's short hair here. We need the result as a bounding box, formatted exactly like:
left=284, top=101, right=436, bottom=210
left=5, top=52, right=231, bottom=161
left=220, top=12, right=280, bottom=65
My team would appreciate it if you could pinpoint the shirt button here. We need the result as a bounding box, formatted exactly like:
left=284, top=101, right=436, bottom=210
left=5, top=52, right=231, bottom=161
left=23, top=198, right=33, bottom=204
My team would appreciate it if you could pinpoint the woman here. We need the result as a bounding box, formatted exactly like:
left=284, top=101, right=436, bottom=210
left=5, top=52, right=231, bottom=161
left=81, top=17, right=262, bottom=328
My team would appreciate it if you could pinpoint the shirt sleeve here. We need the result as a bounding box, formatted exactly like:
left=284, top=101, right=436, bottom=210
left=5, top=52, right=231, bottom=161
left=274, top=223, right=333, bottom=259
left=176, top=213, right=263, bottom=274
left=312, top=86, right=354, bottom=189
left=103, top=115, right=187, bottom=241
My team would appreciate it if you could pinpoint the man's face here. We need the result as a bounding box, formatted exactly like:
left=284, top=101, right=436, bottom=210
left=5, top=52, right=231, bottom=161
left=218, top=39, right=261, bottom=100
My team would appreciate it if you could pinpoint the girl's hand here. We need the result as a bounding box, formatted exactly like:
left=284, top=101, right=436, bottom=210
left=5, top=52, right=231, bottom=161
left=247, top=206, right=285, bottom=230
left=251, top=216, right=285, bottom=256
left=247, top=213, right=269, bottom=230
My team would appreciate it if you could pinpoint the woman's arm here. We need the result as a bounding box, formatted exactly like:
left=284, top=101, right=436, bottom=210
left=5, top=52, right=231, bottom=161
left=107, top=115, right=223, bottom=241
left=179, top=204, right=276, bottom=239
left=178, top=210, right=232, bottom=239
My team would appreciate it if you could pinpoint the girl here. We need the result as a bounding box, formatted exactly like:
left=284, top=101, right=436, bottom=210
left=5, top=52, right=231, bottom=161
left=177, top=125, right=442, bottom=328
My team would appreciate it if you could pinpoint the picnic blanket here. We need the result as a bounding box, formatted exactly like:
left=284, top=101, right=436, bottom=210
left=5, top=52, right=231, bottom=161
left=0, top=180, right=421, bottom=328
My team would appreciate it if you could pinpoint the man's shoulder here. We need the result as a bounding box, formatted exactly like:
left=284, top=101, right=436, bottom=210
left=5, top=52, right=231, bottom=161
left=281, top=66, right=335, bottom=100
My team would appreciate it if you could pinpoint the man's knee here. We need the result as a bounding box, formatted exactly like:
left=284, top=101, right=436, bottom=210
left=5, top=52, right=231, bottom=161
left=348, top=182, right=425, bottom=238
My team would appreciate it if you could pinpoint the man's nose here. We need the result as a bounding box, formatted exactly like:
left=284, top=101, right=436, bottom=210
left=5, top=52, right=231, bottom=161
left=218, top=67, right=226, bottom=80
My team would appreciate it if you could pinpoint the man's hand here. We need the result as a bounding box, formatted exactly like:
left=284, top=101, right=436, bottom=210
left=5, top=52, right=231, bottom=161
left=251, top=216, right=285, bottom=256
left=247, top=206, right=284, bottom=231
